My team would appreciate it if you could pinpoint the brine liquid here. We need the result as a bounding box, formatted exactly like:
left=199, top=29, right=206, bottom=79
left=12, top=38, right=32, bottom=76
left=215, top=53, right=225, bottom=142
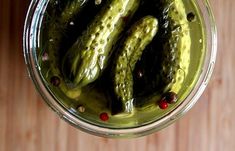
left=37, top=0, right=206, bottom=128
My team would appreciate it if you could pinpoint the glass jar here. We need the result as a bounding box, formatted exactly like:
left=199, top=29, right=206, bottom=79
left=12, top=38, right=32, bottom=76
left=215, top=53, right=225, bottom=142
left=23, top=0, right=217, bottom=138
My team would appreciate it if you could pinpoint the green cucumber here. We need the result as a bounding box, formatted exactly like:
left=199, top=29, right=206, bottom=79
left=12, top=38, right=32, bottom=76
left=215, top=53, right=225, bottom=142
left=46, top=0, right=88, bottom=99
left=62, top=0, right=140, bottom=88
left=153, top=0, right=191, bottom=94
left=112, top=16, right=158, bottom=113
left=133, top=0, right=191, bottom=105
left=163, top=0, right=191, bottom=93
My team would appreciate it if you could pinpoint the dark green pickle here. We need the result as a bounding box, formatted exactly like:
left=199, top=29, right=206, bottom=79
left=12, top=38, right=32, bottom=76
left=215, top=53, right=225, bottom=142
left=42, top=0, right=90, bottom=98
left=133, top=0, right=190, bottom=107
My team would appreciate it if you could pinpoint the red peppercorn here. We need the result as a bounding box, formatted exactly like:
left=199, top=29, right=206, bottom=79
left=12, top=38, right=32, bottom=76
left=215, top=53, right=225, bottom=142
left=158, top=99, right=168, bottom=109
left=50, top=76, right=60, bottom=87
left=165, top=92, right=177, bottom=104
left=99, top=112, right=109, bottom=121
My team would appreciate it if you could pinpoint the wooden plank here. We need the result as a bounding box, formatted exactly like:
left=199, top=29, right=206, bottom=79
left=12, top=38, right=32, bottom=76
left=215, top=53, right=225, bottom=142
left=0, top=0, right=234, bottom=151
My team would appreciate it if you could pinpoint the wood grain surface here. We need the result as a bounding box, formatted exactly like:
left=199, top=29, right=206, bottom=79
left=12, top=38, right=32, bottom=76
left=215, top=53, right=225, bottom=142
left=0, top=0, right=234, bottom=151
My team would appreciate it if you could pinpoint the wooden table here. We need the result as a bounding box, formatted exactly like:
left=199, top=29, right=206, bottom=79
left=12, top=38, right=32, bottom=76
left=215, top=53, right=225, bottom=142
left=0, top=0, right=234, bottom=151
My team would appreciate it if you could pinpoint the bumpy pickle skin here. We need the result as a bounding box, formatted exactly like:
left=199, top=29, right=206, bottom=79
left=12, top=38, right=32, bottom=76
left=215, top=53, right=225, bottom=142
left=46, top=0, right=88, bottom=99
left=112, top=16, right=158, bottom=113
left=62, top=0, right=140, bottom=88
left=133, top=0, right=191, bottom=105
left=161, top=0, right=191, bottom=93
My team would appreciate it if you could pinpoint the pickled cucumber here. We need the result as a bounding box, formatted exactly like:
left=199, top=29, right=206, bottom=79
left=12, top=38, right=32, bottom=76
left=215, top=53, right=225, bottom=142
left=163, top=0, right=191, bottom=93
left=133, top=0, right=191, bottom=103
left=46, top=0, right=88, bottom=98
left=62, top=0, right=140, bottom=88
left=111, top=16, right=158, bottom=113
